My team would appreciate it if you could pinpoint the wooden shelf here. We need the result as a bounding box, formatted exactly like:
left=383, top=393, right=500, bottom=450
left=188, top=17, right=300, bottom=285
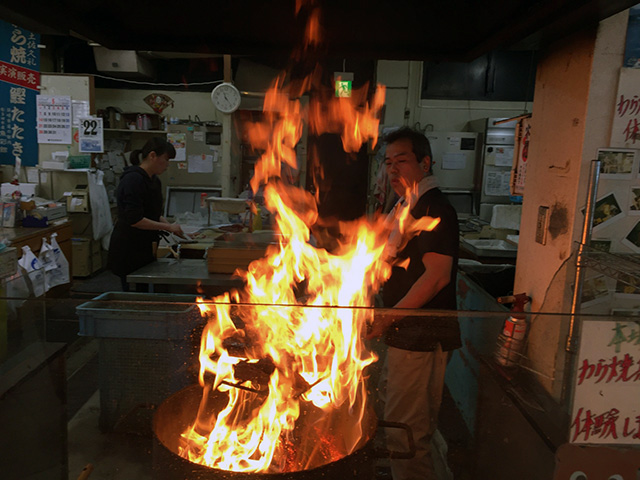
left=104, top=128, right=167, bottom=134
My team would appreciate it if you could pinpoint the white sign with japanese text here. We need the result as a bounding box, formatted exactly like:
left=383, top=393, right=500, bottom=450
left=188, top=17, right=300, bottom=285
left=610, top=68, right=640, bottom=148
left=78, top=116, right=103, bottom=153
left=36, top=94, right=72, bottom=144
left=570, top=320, right=640, bottom=445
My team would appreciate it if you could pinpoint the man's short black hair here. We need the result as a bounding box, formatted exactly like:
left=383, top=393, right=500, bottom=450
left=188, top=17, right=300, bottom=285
left=383, top=126, right=432, bottom=163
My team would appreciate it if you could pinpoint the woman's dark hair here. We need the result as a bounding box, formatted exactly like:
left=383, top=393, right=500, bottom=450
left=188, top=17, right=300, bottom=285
left=129, top=137, right=176, bottom=165
left=383, top=126, right=433, bottom=163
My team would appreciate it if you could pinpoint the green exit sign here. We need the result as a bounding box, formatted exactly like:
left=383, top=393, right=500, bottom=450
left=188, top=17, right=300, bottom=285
left=335, top=80, right=352, bottom=98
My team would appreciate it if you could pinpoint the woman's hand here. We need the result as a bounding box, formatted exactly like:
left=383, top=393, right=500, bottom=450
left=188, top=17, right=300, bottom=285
left=166, top=223, right=185, bottom=238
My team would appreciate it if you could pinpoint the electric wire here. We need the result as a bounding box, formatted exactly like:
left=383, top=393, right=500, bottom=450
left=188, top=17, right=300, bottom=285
left=49, top=72, right=225, bottom=88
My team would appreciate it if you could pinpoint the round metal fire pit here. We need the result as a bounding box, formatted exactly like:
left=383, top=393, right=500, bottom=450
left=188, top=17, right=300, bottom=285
left=152, top=384, right=380, bottom=480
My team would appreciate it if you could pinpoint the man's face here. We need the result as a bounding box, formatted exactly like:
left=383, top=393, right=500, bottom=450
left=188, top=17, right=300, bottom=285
left=384, top=138, right=430, bottom=197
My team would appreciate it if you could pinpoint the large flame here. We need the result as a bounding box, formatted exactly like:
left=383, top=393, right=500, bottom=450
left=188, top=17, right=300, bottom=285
left=177, top=2, right=439, bottom=474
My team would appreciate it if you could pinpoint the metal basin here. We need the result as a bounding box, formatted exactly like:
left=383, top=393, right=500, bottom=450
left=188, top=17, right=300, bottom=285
left=461, top=238, right=517, bottom=258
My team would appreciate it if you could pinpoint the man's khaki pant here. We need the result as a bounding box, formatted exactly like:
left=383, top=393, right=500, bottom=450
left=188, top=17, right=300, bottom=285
left=379, top=345, right=448, bottom=480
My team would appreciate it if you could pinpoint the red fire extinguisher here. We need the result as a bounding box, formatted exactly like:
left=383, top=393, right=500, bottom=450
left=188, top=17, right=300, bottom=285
left=494, top=293, right=531, bottom=368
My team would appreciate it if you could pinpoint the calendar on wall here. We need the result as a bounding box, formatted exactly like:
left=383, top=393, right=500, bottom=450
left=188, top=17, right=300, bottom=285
left=36, top=94, right=72, bottom=144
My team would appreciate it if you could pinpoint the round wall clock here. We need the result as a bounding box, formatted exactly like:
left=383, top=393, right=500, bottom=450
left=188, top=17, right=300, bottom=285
left=211, top=82, right=241, bottom=114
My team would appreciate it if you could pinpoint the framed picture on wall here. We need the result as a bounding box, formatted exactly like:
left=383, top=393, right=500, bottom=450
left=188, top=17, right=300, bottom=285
left=629, top=186, right=640, bottom=215
left=584, top=192, right=623, bottom=231
left=578, top=274, right=611, bottom=308
left=589, top=239, right=612, bottom=252
left=614, top=274, right=640, bottom=296
left=596, top=148, right=635, bottom=179
left=622, top=219, right=640, bottom=253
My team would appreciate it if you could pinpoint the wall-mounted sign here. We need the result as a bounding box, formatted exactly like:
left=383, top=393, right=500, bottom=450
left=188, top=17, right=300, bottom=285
left=570, top=320, right=640, bottom=445
left=334, top=72, right=353, bottom=98
left=610, top=68, right=640, bottom=148
left=0, top=20, right=40, bottom=167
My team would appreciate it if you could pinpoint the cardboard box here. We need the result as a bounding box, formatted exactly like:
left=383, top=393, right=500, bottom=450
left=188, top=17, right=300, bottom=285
left=72, top=237, right=102, bottom=277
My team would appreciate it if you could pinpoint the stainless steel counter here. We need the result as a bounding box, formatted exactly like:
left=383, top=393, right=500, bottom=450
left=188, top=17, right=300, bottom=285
left=127, top=258, right=243, bottom=290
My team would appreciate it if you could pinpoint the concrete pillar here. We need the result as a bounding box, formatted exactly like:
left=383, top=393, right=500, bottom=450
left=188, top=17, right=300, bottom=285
left=513, top=12, right=629, bottom=399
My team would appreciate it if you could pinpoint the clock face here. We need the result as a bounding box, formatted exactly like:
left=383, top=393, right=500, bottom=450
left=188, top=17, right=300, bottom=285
left=211, top=82, right=241, bottom=114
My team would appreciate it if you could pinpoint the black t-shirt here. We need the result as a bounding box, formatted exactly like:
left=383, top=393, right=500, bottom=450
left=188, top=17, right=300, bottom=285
left=382, top=187, right=461, bottom=352
left=107, top=166, right=163, bottom=276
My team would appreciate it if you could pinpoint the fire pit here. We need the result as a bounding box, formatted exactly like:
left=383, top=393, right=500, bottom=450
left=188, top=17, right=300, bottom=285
left=152, top=384, right=380, bottom=479
left=153, top=383, right=414, bottom=480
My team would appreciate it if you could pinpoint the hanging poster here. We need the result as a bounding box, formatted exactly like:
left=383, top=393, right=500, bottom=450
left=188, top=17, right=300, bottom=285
left=36, top=94, right=72, bottom=144
left=610, top=68, right=640, bottom=148
left=0, top=20, right=40, bottom=167
left=511, top=117, right=530, bottom=196
left=623, top=4, right=640, bottom=68
left=570, top=320, right=640, bottom=445
left=167, top=132, right=186, bottom=161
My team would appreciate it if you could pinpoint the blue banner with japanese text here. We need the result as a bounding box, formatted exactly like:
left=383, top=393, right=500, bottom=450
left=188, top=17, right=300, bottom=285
left=0, top=20, right=40, bottom=167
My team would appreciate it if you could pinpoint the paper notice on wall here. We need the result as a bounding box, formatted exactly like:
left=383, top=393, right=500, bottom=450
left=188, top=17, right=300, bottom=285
left=26, top=167, right=39, bottom=183
left=72, top=100, right=90, bottom=127
left=441, top=153, right=466, bottom=170
left=193, top=131, right=205, bottom=142
left=188, top=154, right=213, bottom=173
left=494, top=146, right=514, bottom=166
left=447, top=136, right=461, bottom=148
left=484, top=170, right=511, bottom=196
left=167, top=133, right=186, bottom=161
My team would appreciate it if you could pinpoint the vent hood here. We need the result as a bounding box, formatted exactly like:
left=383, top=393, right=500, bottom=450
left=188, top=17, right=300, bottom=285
left=93, top=47, right=155, bottom=79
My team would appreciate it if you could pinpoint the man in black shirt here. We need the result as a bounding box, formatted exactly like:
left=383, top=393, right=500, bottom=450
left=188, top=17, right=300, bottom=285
left=367, top=127, right=460, bottom=480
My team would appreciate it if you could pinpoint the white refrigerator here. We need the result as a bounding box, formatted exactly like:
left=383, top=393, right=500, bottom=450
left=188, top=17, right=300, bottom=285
left=468, top=117, right=518, bottom=221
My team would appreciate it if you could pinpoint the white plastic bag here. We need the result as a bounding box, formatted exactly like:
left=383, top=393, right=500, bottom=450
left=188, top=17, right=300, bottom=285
left=48, top=232, right=70, bottom=287
left=87, top=170, right=113, bottom=244
left=38, top=237, right=57, bottom=291
left=17, top=245, right=45, bottom=297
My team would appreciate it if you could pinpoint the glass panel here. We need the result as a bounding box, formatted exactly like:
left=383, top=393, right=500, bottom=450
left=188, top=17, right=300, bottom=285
left=1, top=264, right=638, bottom=478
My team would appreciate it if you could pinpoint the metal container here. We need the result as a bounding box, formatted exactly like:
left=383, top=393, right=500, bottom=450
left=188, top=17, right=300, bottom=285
left=502, top=315, right=527, bottom=341
left=495, top=334, right=524, bottom=368
left=76, top=292, right=204, bottom=432
left=152, top=384, right=415, bottom=480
